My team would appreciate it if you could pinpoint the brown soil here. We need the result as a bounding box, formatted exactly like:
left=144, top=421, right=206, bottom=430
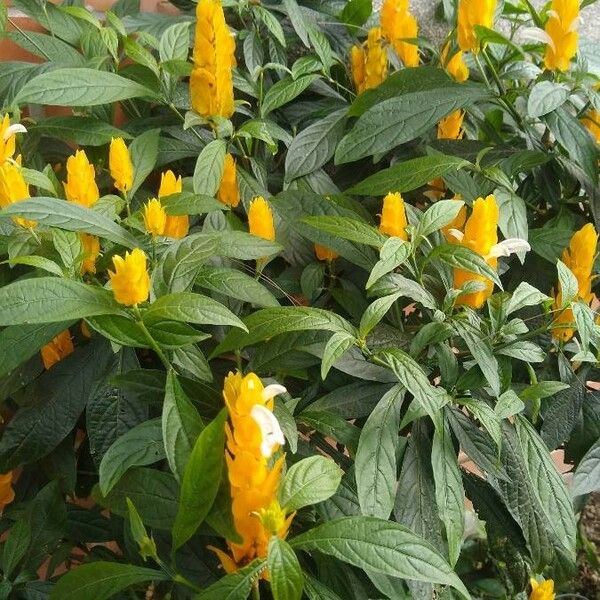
left=577, top=493, right=600, bottom=599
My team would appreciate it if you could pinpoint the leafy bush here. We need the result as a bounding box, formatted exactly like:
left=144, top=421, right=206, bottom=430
left=0, top=0, right=599, bottom=598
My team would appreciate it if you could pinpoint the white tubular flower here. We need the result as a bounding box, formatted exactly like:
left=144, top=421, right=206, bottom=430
left=447, top=228, right=464, bottom=242
left=3, top=124, right=27, bottom=141
left=262, top=383, right=287, bottom=401
left=250, top=404, right=286, bottom=457
left=486, top=238, right=531, bottom=259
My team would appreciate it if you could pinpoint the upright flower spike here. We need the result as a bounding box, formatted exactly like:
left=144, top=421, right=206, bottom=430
left=529, top=578, right=555, bottom=600
left=0, top=162, right=35, bottom=229
left=350, top=45, right=367, bottom=93
left=143, top=198, right=167, bottom=237
left=379, top=192, right=408, bottom=240
left=380, top=0, right=419, bottom=67
left=453, top=195, right=499, bottom=308
left=108, top=248, right=150, bottom=306
left=0, top=114, right=26, bottom=164
left=457, top=0, right=497, bottom=52
left=217, top=153, right=240, bottom=207
left=210, top=372, right=292, bottom=572
left=64, top=149, right=100, bottom=208
left=109, top=137, right=134, bottom=194
left=80, top=233, right=100, bottom=275
left=438, top=110, right=465, bottom=140
left=158, top=170, right=189, bottom=239
left=350, top=28, right=388, bottom=94
left=552, top=223, right=598, bottom=342
left=443, top=47, right=469, bottom=82
left=315, top=244, right=338, bottom=261
left=248, top=196, right=275, bottom=241
left=0, top=472, right=15, bottom=513
left=191, top=0, right=235, bottom=118
left=543, top=0, right=579, bottom=72
left=41, top=330, right=74, bottom=370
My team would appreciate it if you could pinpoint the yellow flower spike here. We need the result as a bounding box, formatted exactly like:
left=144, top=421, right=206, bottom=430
left=379, top=192, right=408, bottom=240
left=457, top=0, right=497, bottom=53
left=158, top=170, right=189, bottom=239
left=143, top=198, right=167, bottom=237
left=583, top=109, right=600, bottom=143
left=191, top=0, right=235, bottom=118
left=453, top=194, right=499, bottom=308
left=543, top=0, right=579, bottom=72
left=212, top=372, right=290, bottom=572
left=350, top=45, right=367, bottom=93
left=445, top=49, right=469, bottom=82
left=80, top=233, right=100, bottom=275
left=315, top=244, right=338, bottom=262
left=552, top=223, right=598, bottom=342
left=529, top=578, right=555, bottom=600
left=438, top=110, right=465, bottom=140
left=108, top=248, right=150, bottom=306
left=109, top=137, right=134, bottom=194
left=64, top=149, right=100, bottom=208
left=0, top=114, right=26, bottom=164
left=380, top=0, right=419, bottom=67
left=0, top=162, right=35, bottom=229
left=41, top=330, right=74, bottom=370
left=0, top=472, right=15, bottom=513
left=248, top=196, right=275, bottom=241
left=364, top=28, right=388, bottom=91
left=217, top=153, right=240, bottom=207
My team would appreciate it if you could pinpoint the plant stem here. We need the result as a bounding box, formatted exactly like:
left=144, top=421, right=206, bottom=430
left=133, top=306, right=171, bottom=369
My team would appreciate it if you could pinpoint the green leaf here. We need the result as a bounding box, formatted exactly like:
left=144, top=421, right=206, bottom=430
left=321, top=332, right=356, bottom=380
left=159, top=21, right=191, bottom=61
left=267, top=538, right=303, bottom=600
left=213, top=230, right=283, bottom=259
left=172, top=409, right=226, bottom=550
left=416, top=199, right=465, bottom=238
left=339, top=0, right=372, bottom=26
left=279, top=456, right=343, bottom=511
left=261, top=74, right=319, bottom=116
left=285, top=109, right=347, bottom=181
left=49, top=562, right=167, bottom=600
left=255, top=6, right=286, bottom=46
left=6, top=254, right=63, bottom=276
left=129, top=128, right=160, bottom=196
left=193, top=139, right=227, bottom=197
left=432, top=418, right=465, bottom=566
left=573, top=437, right=600, bottom=496
left=99, top=419, right=164, bottom=496
left=336, top=85, right=488, bottom=163
left=0, top=340, right=113, bottom=470
left=143, top=292, right=247, bottom=330
left=527, top=81, right=568, bottom=118
left=1, top=520, right=31, bottom=579
left=282, top=0, right=310, bottom=46
left=16, top=68, right=155, bottom=106
left=1, top=197, right=139, bottom=248
left=212, top=307, right=354, bottom=357
left=355, top=386, right=404, bottom=519
left=0, top=278, right=122, bottom=326
left=196, top=266, right=279, bottom=308
left=161, top=192, right=225, bottom=215
left=162, top=371, right=203, bottom=481
left=289, top=516, right=470, bottom=597
left=302, top=216, right=386, bottom=247
left=556, top=259, right=578, bottom=307
left=506, top=282, right=550, bottom=314
left=370, top=273, right=437, bottom=310
left=495, top=390, right=525, bottom=419
left=359, top=293, right=402, bottom=339
left=194, top=560, right=265, bottom=600
left=366, top=237, right=411, bottom=289
left=498, top=340, right=545, bottom=363
left=30, top=116, right=131, bottom=146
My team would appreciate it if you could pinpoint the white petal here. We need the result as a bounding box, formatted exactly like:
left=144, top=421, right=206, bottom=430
left=518, top=27, right=555, bottom=51
left=487, top=238, right=531, bottom=259
left=262, top=384, right=287, bottom=400
left=250, top=404, right=285, bottom=457
left=447, top=228, right=464, bottom=242
left=3, top=124, right=27, bottom=140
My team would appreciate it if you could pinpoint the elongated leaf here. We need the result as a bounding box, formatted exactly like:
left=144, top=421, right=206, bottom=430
left=261, top=74, right=319, bottom=116
left=16, top=68, right=155, bottom=106
left=129, top=129, right=160, bottom=196
left=193, top=139, right=227, bottom=196
left=302, top=216, right=386, bottom=247
left=356, top=386, right=404, bottom=519
left=1, top=197, right=139, bottom=248
left=267, top=538, right=304, bottom=600
left=573, top=437, right=600, bottom=496
left=289, top=517, right=469, bottom=597
left=527, top=81, right=568, bottom=118
left=194, top=560, right=265, bottom=600
left=417, top=199, right=465, bottom=238
left=30, top=117, right=131, bottom=146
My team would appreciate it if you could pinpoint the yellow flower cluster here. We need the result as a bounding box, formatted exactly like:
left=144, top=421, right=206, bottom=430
left=191, top=0, right=236, bottom=119
left=443, top=47, right=469, bottom=82
left=379, top=192, right=408, bottom=240
left=217, top=153, right=240, bottom=207
left=109, top=137, right=134, bottom=194
left=529, top=578, right=555, bottom=600
left=41, top=330, right=74, bottom=370
left=351, top=28, right=388, bottom=94
left=583, top=109, right=600, bottom=143
left=211, top=372, right=292, bottom=572
left=64, top=150, right=99, bottom=208
left=159, top=170, right=189, bottom=239
left=0, top=161, right=35, bottom=229
left=248, top=196, right=275, bottom=242
left=552, top=223, right=598, bottom=342
left=0, top=472, right=15, bottom=513
left=315, top=244, right=338, bottom=262
left=453, top=195, right=499, bottom=309
left=108, top=248, right=150, bottom=306
left=0, top=114, right=22, bottom=164
left=457, top=0, right=497, bottom=52
left=543, top=0, right=579, bottom=72
left=380, top=0, right=419, bottom=67
left=438, top=110, right=465, bottom=140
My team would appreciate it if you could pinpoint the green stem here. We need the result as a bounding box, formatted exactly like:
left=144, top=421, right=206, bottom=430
left=133, top=306, right=171, bottom=369
left=252, top=581, right=260, bottom=600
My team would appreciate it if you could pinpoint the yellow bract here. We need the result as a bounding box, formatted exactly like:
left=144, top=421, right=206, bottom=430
left=315, top=244, right=338, bottom=262
left=351, top=28, right=388, bottom=94
left=379, top=192, right=408, bottom=240
left=0, top=114, right=16, bottom=163
left=453, top=194, right=499, bottom=308
left=158, top=170, right=189, bottom=239
left=0, top=472, right=15, bottom=513
left=248, top=196, right=275, bottom=241
left=438, top=110, right=465, bottom=140
left=529, top=578, right=555, bottom=600
left=583, top=109, right=600, bottom=143
left=80, top=233, right=100, bottom=275
left=108, top=248, right=150, bottom=306
left=191, top=0, right=236, bottom=118
left=41, top=330, right=74, bottom=370
left=143, top=198, right=167, bottom=237
left=544, top=0, right=579, bottom=72
left=552, top=223, right=598, bottom=342
left=64, top=149, right=100, bottom=208
left=457, top=0, right=497, bottom=52
left=380, top=0, right=419, bottom=67
left=0, top=162, right=35, bottom=229
left=109, top=137, right=134, bottom=194
left=444, top=48, right=469, bottom=82
left=217, top=153, right=240, bottom=207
